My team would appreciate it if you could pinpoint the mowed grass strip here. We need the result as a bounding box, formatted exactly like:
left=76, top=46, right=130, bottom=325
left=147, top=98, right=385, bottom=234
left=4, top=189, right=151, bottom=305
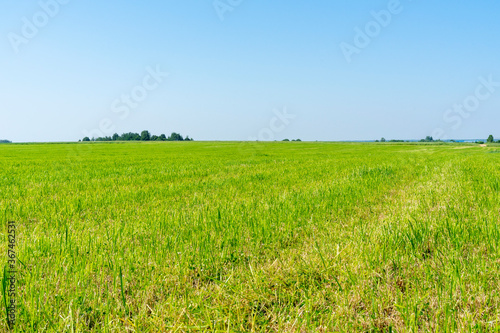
left=0, top=142, right=499, bottom=332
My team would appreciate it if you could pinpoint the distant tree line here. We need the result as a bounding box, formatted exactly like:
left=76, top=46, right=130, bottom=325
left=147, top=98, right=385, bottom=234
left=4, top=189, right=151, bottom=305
left=82, top=131, right=193, bottom=142
left=477, top=135, right=499, bottom=144
left=375, top=136, right=441, bottom=143
left=376, top=137, right=408, bottom=143
left=282, top=139, right=302, bottom=142
left=419, top=136, right=439, bottom=143
left=375, top=135, right=500, bottom=144
left=0, top=139, right=11, bottom=144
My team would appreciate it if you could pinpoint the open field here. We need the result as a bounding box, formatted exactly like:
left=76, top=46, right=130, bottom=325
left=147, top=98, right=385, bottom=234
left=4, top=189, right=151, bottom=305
left=1, top=142, right=500, bottom=332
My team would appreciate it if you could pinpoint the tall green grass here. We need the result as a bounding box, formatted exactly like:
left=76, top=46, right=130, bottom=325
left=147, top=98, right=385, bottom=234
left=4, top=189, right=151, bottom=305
left=0, top=142, right=499, bottom=331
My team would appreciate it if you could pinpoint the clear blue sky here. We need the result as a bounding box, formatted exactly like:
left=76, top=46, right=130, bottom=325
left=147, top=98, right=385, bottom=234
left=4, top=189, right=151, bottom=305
left=1, top=0, right=499, bottom=142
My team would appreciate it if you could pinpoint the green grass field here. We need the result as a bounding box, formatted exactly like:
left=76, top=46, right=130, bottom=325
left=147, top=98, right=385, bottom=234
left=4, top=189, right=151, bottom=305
left=1, top=142, right=500, bottom=332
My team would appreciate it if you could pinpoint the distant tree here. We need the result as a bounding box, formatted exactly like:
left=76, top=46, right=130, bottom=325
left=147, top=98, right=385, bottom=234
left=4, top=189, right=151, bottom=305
left=159, top=134, right=167, bottom=141
left=375, top=140, right=379, bottom=142
left=381, top=137, right=386, bottom=142
left=119, top=132, right=141, bottom=141
left=425, top=136, right=434, bottom=142
left=141, top=130, right=151, bottom=141
left=83, top=137, right=90, bottom=142
left=112, top=133, right=120, bottom=141
left=168, top=132, right=184, bottom=141
left=487, top=135, right=494, bottom=143
left=283, top=139, right=290, bottom=141
left=151, top=135, right=159, bottom=141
